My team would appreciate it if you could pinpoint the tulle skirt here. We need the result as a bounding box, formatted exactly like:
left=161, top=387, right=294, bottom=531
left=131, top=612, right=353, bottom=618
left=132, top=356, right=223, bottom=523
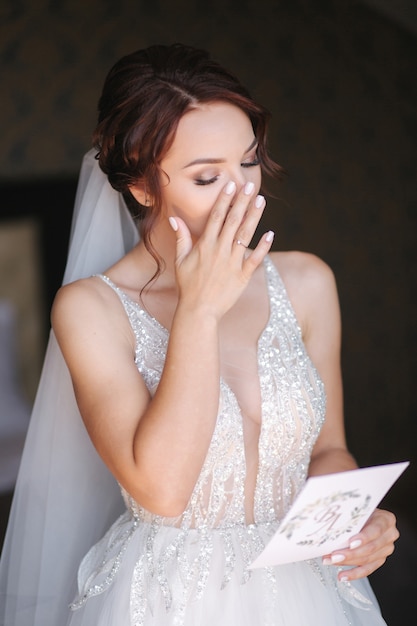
left=67, top=511, right=386, bottom=626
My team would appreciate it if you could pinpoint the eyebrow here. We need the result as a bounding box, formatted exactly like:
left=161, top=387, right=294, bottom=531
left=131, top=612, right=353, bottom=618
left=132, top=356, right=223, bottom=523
left=182, top=137, right=258, bottom=169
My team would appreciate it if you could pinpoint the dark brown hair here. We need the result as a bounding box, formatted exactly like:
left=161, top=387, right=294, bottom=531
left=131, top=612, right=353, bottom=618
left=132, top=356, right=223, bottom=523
left=93, top=43, right=282, bottom=271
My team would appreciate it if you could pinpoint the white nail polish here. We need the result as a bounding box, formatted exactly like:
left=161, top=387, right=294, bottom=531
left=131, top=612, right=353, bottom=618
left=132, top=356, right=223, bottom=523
left=255, top=195, right=265, bottom=208
left=265, top=230, right=274, bottom=243
left=225, top=181, right=236, bottom=195
left=331, top=554, right=345, bottom=564
left=340, top=575, right=349, bottom=583
left=349, top=539, right=362, bottom=550
left=244, top=181, right=255, bottom=195
left=168, top=217, right=178, bottom=231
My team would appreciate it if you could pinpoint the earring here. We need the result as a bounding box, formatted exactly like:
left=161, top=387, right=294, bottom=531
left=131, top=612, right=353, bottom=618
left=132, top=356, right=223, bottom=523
left=143, top=189, right=152, bottom=206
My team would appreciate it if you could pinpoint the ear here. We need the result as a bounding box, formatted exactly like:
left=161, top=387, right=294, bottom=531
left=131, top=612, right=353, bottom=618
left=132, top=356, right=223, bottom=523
left=128, top=183, right=152, bottom=207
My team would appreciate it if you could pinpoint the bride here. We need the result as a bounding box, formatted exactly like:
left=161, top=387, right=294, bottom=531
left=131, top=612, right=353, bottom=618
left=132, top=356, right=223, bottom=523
left=0, top=43, right=398, bottom=626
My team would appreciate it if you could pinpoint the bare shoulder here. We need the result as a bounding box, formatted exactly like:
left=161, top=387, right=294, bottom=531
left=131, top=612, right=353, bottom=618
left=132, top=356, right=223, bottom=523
left=52, top=276, right=106, bottom=325
left=268, top=251, right=339, bottom=334
left=269, top=250, right=336, bottom=294
left=51, top=275, right=130, bottom=344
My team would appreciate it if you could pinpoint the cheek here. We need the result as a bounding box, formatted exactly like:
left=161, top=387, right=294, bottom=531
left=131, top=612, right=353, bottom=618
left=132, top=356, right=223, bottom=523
left=165, top=183, right=222, bottom=220
left=250, top=168, right=262, bottom=191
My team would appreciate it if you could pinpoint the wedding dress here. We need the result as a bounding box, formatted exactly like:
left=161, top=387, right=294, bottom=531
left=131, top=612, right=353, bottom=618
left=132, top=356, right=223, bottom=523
left=67, top=258, right=386, bottom=625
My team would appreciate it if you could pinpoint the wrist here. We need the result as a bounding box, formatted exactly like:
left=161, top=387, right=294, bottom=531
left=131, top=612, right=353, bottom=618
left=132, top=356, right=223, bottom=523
left=174, top=299, right=221, bottom=327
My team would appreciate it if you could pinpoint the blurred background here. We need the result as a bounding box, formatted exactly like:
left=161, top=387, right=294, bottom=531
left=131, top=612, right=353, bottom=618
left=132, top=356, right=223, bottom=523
left=0, top=0, right=416, bottom=622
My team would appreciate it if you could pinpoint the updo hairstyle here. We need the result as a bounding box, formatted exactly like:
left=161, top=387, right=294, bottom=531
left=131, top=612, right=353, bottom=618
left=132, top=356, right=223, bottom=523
left=93, top=43, right=282, bottom=266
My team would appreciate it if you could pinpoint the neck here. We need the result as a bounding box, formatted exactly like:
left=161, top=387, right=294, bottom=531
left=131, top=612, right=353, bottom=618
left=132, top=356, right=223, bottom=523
left=135, top=217, right=178, bottom=288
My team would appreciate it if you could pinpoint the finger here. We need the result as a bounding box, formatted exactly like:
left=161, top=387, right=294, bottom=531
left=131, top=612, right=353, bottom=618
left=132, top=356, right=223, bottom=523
left=323, top=536, right=395, bottom=568
left=169, top=216, right=193, bottom=266
left=345, top=510, right=399, bottom=560
left=323, top=531, right=397, bottom=566
left=220, top=181, right=257, bottom=245
left=240, top=229, right=275, bottom=277
left=337, top=557, right=387, bottom=582
left=232, top=194, right=267, bottom=252
left=203, top=181, right=237, bottom=243
left=324, top=539, right=394, bottom=580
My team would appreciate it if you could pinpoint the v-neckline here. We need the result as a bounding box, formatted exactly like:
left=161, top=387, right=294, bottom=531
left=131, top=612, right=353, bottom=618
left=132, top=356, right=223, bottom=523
left=99, top=257, right=275, bottom=421
left=102, top=256, right=273, bottom=336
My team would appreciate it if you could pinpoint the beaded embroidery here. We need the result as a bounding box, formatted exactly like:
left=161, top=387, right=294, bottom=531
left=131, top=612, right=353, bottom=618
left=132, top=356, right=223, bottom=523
left=72, top=256, right=332, bottom=621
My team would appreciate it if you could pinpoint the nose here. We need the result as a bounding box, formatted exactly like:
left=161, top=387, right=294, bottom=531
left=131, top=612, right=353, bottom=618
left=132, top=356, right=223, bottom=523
left=230, top=167, right=253, bottom=191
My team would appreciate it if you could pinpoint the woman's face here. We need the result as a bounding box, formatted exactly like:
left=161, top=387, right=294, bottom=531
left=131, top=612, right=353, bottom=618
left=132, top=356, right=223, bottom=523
left=158, top=101, right=262, bottom=236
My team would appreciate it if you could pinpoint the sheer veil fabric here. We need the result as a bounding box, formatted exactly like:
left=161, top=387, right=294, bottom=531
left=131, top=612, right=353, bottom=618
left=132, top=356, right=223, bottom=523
left=0, top=150, right=139, bottom=626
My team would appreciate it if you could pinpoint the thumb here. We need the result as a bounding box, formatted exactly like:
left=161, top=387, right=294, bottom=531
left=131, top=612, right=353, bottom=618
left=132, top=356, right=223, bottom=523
left=169, top=216, right=192, bottom=265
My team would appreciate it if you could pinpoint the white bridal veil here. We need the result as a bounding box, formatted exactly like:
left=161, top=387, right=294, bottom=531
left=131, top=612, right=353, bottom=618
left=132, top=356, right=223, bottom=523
left=0, top=150, right=139, bottom=626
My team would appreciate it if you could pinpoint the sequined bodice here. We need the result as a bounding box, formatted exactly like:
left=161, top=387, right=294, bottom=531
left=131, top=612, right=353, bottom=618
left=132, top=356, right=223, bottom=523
left=98, top=256, right=326, bottom=530
left=71, top=259, right=377, bottom=622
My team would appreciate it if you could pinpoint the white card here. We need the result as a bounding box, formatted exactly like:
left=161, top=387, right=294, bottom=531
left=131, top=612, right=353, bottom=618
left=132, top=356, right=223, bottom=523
left=249, top=461, right=409, bottom=569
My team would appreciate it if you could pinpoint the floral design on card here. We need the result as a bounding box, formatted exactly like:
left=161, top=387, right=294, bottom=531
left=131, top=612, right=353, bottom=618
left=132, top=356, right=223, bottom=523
left=279, top=490, right=372, bottom=547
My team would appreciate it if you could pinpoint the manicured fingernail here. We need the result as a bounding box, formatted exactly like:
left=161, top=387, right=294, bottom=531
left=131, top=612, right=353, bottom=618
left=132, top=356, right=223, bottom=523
left=265, top=230, right=274, bottom=243
left=331, top=554, right=346, bottom=564
left=225, top=181, right=236, bottom=195
left=322, top=558, right=332, bottom=565
left=339, top=575, right=349, bottom=583
left=349, top=539, right=362, bottom=550
left=168, top=217, right=178, bottom=231
left=244, top=181, right=255, bottom=195
left=255, top=194, right=265, bottom=208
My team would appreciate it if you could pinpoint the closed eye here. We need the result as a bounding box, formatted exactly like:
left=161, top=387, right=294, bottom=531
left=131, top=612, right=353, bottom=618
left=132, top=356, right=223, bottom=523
left=194, top=175, right=219, bottom=186
left=241, top=157, right=260, bottom=168
left=194, top=155, right=260, bottom=185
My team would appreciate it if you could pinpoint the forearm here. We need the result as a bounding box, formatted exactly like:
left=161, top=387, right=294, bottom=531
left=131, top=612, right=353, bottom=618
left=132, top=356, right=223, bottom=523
left=132, top=303, right=221, bottom=514
left=308, top=446, right=358, bottom=478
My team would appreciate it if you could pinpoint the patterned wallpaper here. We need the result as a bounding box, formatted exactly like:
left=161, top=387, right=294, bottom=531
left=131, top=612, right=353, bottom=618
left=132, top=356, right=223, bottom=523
left=1, top=0, right=416, bottom=515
